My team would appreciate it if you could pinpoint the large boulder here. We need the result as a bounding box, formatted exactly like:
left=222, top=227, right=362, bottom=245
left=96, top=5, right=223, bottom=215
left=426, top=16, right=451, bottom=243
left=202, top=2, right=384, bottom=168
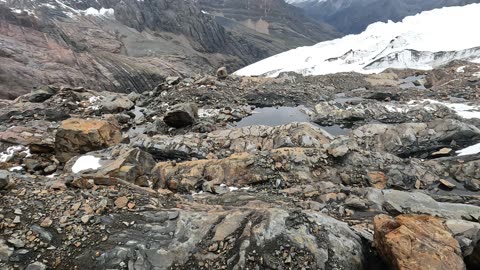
left=152, top=147, right=332, bottom=192
left=353, top=119, right=480, bottom=157
left=163, top=103, right=198, bottom=128
left=367, top=189, right=480, bottom=220
left=132, top=122, right=331, bottom=160
left=374, top=214, right=465, bottom=270
left=66, top=146, right=156, bottom=186
left=55, top=118, right=122, bottom=162
left=27, top=86, right=56, bottom=103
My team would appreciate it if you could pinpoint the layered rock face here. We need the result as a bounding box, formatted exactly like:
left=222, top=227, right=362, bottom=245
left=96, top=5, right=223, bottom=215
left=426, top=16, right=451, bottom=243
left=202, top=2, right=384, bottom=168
left=0, top=0, right=338, bottom=99
left=199, top=0, right=339, bottom=53
left=1, top=63, right=480, bottom=269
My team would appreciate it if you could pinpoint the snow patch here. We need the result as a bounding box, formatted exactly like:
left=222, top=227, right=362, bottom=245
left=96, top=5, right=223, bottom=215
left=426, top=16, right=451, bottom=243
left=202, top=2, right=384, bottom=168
left=236, top=4, right=480, bottom=77
left=456, top=66, right=466, bottom=73
left=0, top=146, right=31, bottom=163
left=9, top=166, right=24, bottom=172
left=201, top=10, right=209, bottom=15
left=457, top=143, right=480, bottom=156
left=72, top=155, right=102, bottom=173
left=82, top=7, right=114, bottom=17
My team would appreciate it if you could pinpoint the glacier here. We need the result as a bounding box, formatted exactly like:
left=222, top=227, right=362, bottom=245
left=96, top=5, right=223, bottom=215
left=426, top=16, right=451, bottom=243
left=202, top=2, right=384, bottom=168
left=235, top=4, right=480, bottom=77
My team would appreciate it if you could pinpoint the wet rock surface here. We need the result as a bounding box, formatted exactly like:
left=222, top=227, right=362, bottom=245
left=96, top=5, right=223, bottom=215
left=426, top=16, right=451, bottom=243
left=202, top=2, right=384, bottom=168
left=0, top=62, right=480, bottom=269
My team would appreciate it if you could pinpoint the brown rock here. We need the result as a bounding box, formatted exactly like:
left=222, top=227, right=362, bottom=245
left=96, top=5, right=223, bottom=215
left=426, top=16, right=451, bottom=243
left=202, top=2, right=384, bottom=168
left=367, top=171, right=388, bottom=189
left=439, top=179, right=456, bottom=189
left=115, top=196, right=129, bottom=208
left=374, top=214, right=465, bottom=270
left=55, top=118, right=122, bottom=162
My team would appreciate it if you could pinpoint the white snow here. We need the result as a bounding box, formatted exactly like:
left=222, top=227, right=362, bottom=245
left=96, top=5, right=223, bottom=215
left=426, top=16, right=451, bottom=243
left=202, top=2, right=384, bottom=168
left=456, top=143, right=480, bottom=156
left=71, top=155, right=102, bottom=173
left=456, top=66, right=466, bottom=73
left=82, top=7, right=114, bottom=16
left=235, top=4, right=480, bottom=77
left=201, top=10, right=209, bottom=15
left=0, top=146, right=31, bottom=163
left=9, top=166, right=24, bottom=172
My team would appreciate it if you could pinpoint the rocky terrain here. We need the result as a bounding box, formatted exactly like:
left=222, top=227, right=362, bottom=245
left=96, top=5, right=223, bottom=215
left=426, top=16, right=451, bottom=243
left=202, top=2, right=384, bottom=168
left=0, top=60, right=480, bottom=269
left=0, top=0, right=338, bottom=99
left=198, top=0, right=339, bottom=51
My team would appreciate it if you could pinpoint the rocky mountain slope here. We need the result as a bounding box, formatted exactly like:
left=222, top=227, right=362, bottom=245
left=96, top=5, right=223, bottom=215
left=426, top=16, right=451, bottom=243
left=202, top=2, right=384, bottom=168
left=1, top=59, right=480, bottom=269
left=288, top=0, right=480, bottom=34
left=0, top=0, right=337, bottom=99
left=236, top=4, right=480, bottom=77
left=198, top=0, right=339, bottom=53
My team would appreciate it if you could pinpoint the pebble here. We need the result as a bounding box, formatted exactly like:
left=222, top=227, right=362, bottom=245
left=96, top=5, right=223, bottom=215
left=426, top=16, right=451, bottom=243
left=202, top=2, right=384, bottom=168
left=115, top=196, right=129, bottom=208
left=40, top=217, right=53, bottom=228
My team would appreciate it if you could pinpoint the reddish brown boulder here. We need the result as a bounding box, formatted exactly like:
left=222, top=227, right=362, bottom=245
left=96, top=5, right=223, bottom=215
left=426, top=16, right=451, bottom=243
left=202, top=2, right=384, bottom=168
left=374, top=214, right=465, bottom=270
left=55, top=118, right=122, bottom=162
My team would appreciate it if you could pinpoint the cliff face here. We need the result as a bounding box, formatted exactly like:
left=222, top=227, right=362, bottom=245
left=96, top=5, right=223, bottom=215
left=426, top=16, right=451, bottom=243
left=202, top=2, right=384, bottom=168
left=199, top=0, right=339, bottom=53
left=0, top=0, right=338, bottom=99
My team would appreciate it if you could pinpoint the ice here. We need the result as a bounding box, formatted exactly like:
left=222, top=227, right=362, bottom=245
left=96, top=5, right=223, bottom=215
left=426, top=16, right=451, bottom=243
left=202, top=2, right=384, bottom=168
left=71, top=155, right=102, bottom=173
left=235, top=4, right=480, bottom=77
left=457, top=143, right=480, bottom=156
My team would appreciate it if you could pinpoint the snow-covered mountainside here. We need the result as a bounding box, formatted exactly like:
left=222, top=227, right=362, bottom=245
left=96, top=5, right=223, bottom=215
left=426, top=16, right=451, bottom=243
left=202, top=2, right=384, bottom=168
left=288, top=0, right=480, bottom=34
left=235, top=4, right=480, bottom=77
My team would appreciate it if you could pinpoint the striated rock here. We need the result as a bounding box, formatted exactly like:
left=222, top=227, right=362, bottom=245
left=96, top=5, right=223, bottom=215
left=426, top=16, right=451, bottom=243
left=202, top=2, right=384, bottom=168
left=132, top=122, right=331, bottom=160
left=163, top=103, right=198, bottom=128
left=27, top=86, right=56, bottom=103
left=152, top=147, right=331, bottom=191
left=445, top=219, right=480, bottom=265
left=0, top=121, right=55, bottom=153
left=55, top=118, right=122, bottom=162
left=369, top=189, right=480, bottom=220
left=77, top=206, right=365, bottom=269
left=374, top=214, right=465, bottom=270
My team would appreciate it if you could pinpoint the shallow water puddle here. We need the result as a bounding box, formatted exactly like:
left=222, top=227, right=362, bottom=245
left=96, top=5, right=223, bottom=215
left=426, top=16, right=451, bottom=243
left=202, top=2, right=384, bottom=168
left=235, top=106, right=311, bottom=127
left=235, top=106, right=351, bottom=136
